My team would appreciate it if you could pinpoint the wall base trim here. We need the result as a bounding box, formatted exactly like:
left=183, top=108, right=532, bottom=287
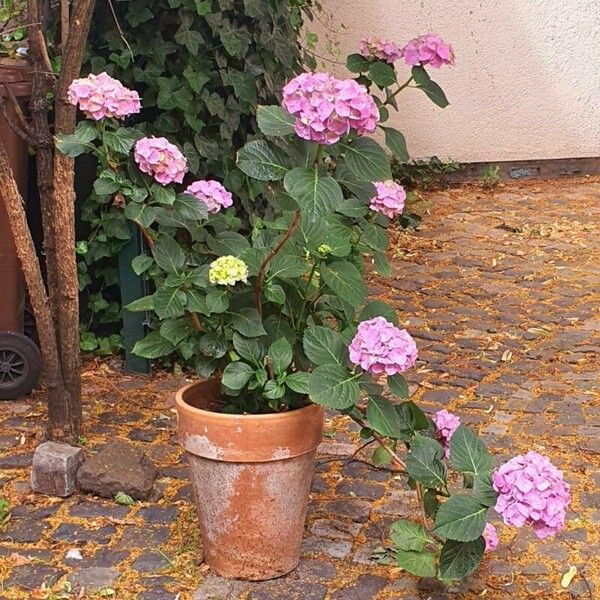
left=444, top=157, right=600, bottom=183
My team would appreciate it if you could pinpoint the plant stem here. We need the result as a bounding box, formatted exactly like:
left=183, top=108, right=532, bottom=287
left=189, top=312, right=202, bottom=332
left=385, top=76, right=414, bottom=105
left=349, top=415, right=406, bottom=470
left=349, top=413, right=435, bottom=532
left=297, top=260, right=318, bottom=329
left=314, top=144, right=323, bottom=164
left=265, top=357, right=275, bottom=379
left=135, top=222, right=154, bottom=248
left=254, top=209, right=301, bottom=318
left=415, top=483, right=432, bottom=533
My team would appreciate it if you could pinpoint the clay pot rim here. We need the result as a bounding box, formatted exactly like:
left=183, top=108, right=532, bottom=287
left=175, top=380, right=319, bottom=421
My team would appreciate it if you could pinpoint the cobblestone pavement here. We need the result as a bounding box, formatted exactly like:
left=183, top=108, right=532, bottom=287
left=0, top=178, right=599, bottom=599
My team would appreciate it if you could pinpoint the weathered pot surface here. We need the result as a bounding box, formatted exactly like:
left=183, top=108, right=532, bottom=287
left=175, top=379, right=324, bottom=581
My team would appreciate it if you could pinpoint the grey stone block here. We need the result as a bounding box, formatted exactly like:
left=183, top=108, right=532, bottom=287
left=30, top=441, right=84, bottom=497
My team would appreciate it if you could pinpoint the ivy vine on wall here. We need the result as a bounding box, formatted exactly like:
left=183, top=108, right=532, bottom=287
left=78, top=0, right=317, bottom=354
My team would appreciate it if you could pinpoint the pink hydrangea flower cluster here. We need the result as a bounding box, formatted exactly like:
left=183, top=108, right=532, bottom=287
left=401, top=34, right=455, bottom=69
left=432, top=409, right=461, bottom=458
left=370, top=180, right=406, bottom=218
left=482, top=523, right=499, bottom=551
left=349, top=317, right=417, bottom=376
left=492, top=451, right=571, bottom=539
left=359, top=37, right=401, bottom=64
left=282, top=72, right=379, bottom=144
left=67, top=72, right=141, bottom=120
left=134, top=137, right=187, bottom=186
left=184, top=180, right=233, bottom=214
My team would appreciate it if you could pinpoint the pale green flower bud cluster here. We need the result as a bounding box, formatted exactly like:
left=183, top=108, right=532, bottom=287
left=209, top=255, right=249, bottom=286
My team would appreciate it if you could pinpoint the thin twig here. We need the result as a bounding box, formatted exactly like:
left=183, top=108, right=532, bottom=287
left=317, top=438, right=405, bottom=473
left=348, top=413, right=437, bottom=532
left=0, top=93, right=33, bottom=145
left=300, top=45, right=346, bottom=66
left=2, top=82, right=31, bottom=133
left=254, top=209, right=301, bottom=318
left=0, top=21, right=42, bottom=37
left=312, top=11, right=341, bottom=34
left=350, top=438, right=376, bottom=459
left=349, top=415, right=406, bottom=470
left=105, top=0, right=134, bottom=61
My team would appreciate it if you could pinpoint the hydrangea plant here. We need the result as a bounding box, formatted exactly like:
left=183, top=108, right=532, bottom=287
left=58, top=35, right=570, bottom=583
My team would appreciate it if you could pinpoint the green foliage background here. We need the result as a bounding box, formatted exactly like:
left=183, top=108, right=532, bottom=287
left=78, top=0, right=316, bottom=353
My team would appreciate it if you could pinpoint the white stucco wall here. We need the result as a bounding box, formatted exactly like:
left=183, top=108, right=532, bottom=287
left=317, top=0, right=600, bottom=163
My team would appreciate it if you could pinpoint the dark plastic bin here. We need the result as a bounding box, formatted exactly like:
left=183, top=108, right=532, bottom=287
left=0, top=59, right=41, bottom=399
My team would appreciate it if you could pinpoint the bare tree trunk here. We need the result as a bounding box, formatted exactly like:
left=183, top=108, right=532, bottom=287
left=1, top=0, right=96, bottom=439
left=0, top=140, right=75, bottom=438
left=45, top=0, right=96, bottom=435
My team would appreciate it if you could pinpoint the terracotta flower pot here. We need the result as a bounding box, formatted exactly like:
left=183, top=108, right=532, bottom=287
left=175, top=379, right=324, bottom=581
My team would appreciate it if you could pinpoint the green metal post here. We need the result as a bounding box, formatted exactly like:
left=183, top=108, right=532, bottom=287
left=118, top=225, right=150, bottom=374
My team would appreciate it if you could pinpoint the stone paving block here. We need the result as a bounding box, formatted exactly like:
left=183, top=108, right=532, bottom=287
left=311, top=474, right=328, bottom=493
left=330, top=574, right=388, bottom=600
left=140, top=576, right=176, bottom=587
left=138, top=589, right=179, bottom=600
left=336, top=480, right=385, bottom=500
left=301, top=536, right=352, bottom=559
left=249, top=581, right=327, bottom=600
left=379, top=489, right=420, bottom=517
left=310, top=518, right=361, bottom=540
left=0, top=434, right=19, bottom=450
left=173, top=483, right=193, bottom=502
left=158, top=465, right=189, bottom=479
left=193, top=574, right=250, bottom=599
left=352, top=543, right=385, bottom=565
left=0, top=451, right=33, bottom=469
left=87, top=548, right=129, bottom=568
left=98, top=411, right=142, bottom=424
left=294, top=559, right=336, bottom=580
left=129, top=428, right=158, bottom=442
left=67, top=566, right=120, bottom=592
left=52, top=523, right=116, bottom=544
left=10, top=503, right=60, bottom=519
left=68, top=499, right=130, bottom=519
left=115, top=525, right=170, bottom=549
left=138, top=505, right=179, bottom=524
left=132, top=552, right=171, bottom=573
left=7, top=564, right=65, bottom=590
left=30, top=441, right=84, bottom=497
left=0, top=546, right=53, bottom=561
left=0, top=518, right=48, bottom=543
left=321, top=499, right=371, bottom=523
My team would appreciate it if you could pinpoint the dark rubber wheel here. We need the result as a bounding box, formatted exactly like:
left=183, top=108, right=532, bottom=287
left=0, top=332, right=42, bottom=400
